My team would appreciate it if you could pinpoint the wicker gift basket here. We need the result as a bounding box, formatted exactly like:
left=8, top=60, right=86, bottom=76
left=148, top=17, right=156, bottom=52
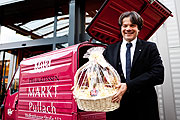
left=73, top=47, right=121, bottom=112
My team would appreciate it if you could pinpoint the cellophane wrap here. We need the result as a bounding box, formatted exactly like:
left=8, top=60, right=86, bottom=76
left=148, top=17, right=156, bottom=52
left=73, top=47, right=121, bottom=100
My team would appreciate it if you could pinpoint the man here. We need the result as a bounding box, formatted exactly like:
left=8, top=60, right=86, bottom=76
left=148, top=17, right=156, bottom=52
left=103, top=11, right=164, bottom=120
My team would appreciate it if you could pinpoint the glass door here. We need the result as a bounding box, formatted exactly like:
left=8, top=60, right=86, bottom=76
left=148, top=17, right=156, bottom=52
left=0, top=50, right=18, bottom=118
left=0, top=50, right=18, bottom=104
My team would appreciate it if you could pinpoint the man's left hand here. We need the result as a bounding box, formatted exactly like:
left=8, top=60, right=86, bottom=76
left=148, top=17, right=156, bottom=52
left=112, top=83, right=127, bottom=103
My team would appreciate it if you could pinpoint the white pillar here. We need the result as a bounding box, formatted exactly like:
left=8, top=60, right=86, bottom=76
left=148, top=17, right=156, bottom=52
left=174, top=0, right=180, bottom=40
left=156, top=23, right=176, bottom=120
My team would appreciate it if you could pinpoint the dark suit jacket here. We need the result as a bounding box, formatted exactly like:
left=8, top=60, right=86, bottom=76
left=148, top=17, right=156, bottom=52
left=103, top=38, right=164, bottom=120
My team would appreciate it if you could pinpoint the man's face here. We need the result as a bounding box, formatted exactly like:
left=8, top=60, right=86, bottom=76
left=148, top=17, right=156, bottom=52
left=121, top=17, right=139, bottom=42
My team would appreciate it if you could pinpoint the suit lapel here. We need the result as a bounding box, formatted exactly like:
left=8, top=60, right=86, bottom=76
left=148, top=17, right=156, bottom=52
left=115, top=41, right=124, bottom=78
left=132, top=39, right=143, bottom=68
left=111, top=41, right=122, bottom=70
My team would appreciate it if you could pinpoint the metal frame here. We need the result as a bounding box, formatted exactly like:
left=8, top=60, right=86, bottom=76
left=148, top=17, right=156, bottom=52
left=0, top=35, right=68, bottom=51
left=7, top=54, right=17, bottom=88
left=0, top=0, right=87, bottom=51
left=68, top=0, right=85, bottom=46
left=0, top=33, right=92, bottom=51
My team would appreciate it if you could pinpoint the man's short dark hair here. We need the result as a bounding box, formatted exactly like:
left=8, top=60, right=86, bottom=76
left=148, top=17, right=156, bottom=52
left=118, top=11, right=143, bottom=30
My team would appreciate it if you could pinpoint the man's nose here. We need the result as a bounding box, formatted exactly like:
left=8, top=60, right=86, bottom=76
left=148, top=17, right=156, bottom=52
left=126, top=26, right=131, bottom=30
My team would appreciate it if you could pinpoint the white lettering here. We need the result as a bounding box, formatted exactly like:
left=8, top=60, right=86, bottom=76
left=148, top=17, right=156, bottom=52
left=35, top=87, right=40, bottom=97
left=32, top=88, right=35, bottom=97
left=54, top=85, right=58, bottom=97
left=39, top=101, right=41, bottom=112
left=29, top=102, right=32, bottom=110
left=47, top=86, right=52, bottom=97
left=7, top=109, right=13, bottom=116
left=42, top=105, right=46, bottom=113
left=51, top=102, right=56, bottom=114
left=41, top=86, right=46, bottom=97
left=34, top=58, right=51, bottom=72
left=28, top=86, right=58, bottom=98
left=29, top=101, right=56, bottom=114
left=27, top=85, right=58, bottom=115
left=28, top=88, right=32, bottom=97
left=47, top=105, right=50, bottom=113
left=25, top=113, right=61, bottom=120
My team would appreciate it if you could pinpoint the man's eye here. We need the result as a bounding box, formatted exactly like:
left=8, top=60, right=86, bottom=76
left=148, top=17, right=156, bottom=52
left=122, top=25, right=127, bottom=27
left=130, top=24, right=136, bottom=27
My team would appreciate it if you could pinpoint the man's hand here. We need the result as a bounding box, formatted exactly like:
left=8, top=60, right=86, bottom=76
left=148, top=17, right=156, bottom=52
left=112, top=83, right=127, bottom=103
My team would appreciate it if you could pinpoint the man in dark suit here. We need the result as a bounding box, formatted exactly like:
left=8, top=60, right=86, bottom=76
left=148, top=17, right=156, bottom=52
left=103, top=11, right=164, bottom=120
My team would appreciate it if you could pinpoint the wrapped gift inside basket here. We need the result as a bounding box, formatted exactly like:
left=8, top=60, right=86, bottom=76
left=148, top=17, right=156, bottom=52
left=73, top=47, right=121, bottom=112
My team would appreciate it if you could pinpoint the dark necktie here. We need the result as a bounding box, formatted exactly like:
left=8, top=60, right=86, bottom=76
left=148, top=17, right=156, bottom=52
left=126, top=43, right=132, bottom=81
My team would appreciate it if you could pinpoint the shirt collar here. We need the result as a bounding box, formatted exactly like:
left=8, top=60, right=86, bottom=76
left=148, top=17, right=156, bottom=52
left=122, top=38, right=137, bottom=47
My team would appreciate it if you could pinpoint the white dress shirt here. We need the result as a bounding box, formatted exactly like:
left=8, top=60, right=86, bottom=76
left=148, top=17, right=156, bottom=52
left=120, top=38, right=137, bottom=78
